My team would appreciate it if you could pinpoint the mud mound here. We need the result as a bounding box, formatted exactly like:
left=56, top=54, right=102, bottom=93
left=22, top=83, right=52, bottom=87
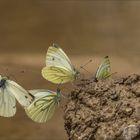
left=64, top=74, right=140, bottom=140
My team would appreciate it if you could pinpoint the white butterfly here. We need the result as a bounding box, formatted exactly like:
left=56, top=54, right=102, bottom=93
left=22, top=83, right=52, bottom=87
left=25, top=89, right=61, bottom=123
left=41, top=43, right=79, bottom=84
left=0, top=75, right=34, bottom=117
left=95, top=56, right=111, bottom=80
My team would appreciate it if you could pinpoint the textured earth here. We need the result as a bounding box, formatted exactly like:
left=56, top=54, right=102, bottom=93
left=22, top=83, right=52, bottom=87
left=64, top=74, right=140, bottom=140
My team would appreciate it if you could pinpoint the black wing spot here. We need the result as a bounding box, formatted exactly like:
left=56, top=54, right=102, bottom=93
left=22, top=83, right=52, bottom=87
left=25, top=96, right=28, bottom=99
left=13, top=106, right=16, bottom=108
left=52, top=57, right=55, bottom=61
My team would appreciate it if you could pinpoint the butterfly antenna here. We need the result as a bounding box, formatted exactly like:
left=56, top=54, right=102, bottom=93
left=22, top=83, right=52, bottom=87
left=57, top=80, right=63, bottom=89
left=61, top=93, right=67, bottom=99
left=105, top=72, right=117, bottom=79
left=78, top=59, right=93, bottom=74
left=80, top=59, right=93, bottom=68
left=80, top=66, right=92, bottom=75
left=61, top=86, right=71, bottom=91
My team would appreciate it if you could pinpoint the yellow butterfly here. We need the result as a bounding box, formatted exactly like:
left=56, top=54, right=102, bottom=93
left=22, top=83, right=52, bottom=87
left=41, top=43, right=79, bottom=84
left=95, top=56, right=112, bottom=80
left=25, top=89, right=61, bottom=123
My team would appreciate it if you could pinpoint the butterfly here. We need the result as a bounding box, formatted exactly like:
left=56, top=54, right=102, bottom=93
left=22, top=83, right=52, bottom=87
left=95, top=56, right=111, bottom=81
left=25, top=88, right=61, bottom=123
left=41, top=43, right=79, bottom=84
left=0, top=75, right=34, bottom=117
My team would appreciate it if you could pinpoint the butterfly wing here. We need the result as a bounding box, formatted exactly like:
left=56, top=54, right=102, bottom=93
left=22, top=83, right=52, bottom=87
left=0, top=87, right=16, bottom=117
left=0, top=76, right=16, bottom=117
left=47, top=44, right=73, bottom=70
left=25, top=90, right=58, bottom=123
left=42, top=44, right=77, bottom=84
left=42, top=66, right=76, bottom=84
left=95, top=56, right=111, bottom=80
left=6, top=80, right=34, bottom=107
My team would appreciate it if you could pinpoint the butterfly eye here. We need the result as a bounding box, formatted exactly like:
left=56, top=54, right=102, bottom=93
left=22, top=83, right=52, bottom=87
left=75, top=71, right=80, bottom=78
left=53, top=43, right=59, bottom=48
left=0, top=79, right=6, bottom=88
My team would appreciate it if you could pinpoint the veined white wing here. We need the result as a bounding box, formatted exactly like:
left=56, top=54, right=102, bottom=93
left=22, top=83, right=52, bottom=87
left=95, top=56, right=111, bottom=80
left=46, top=43, right=75, bottom=72
left=0, top=75, right=34, bottom=117
left=29, top=89, right=55, bottom=98
left=25, top=90, right=60, bottom=123
left=0, top=87, right=16, bottom=117
left=42, top=44, right=79, bottom=84
left=6, top=80, right=34, bottom=107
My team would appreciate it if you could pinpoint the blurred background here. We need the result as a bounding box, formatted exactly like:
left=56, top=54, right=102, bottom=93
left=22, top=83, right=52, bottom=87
left=0, top=0, right=140, bottom=140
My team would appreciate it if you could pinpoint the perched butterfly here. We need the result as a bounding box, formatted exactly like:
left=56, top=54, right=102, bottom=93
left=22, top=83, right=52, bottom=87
left=41, top=43, right=79, bottom=84
left=95, top=56, right=111, bottom=81
left=25, top=88, right=61, bottom=123
left=0, top=75, right=34, bottom=117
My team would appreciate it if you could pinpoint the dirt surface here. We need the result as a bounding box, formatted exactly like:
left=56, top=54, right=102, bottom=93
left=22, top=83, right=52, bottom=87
left=64, top=74, right=140, bottom=140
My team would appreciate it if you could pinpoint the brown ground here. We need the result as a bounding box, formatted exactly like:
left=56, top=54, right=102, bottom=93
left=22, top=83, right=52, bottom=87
left=64, top=74, right=140, bottom=140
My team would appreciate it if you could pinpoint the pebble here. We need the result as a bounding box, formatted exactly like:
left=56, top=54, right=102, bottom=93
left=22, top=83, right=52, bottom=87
left=122, top=125, right=140, bottom=140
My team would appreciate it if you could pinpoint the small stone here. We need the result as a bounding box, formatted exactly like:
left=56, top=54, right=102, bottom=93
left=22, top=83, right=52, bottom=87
left=122, top=125, right=140, bottom=140
left=135, top=92, right=140, bottom=97
left=135, top=106, right=140, bottom=119
left=124, top=107, right=133, bottom=116
left=110, top=93, right=119, bottom=100
left=132, top=87, right=140, bottom=97
left=114, top=77, right=125, bottom=84
left=124, top=74, right=139, bottom=85
left=100, top=98, right=107, bottom=106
